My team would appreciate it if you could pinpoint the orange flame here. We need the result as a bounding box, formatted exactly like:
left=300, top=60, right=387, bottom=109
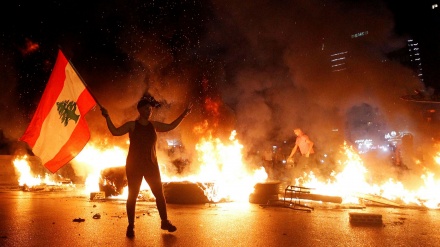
left=13, top=155, right=69, bottom=188
left=16, top=125, right=440, bottom=208
left=204, top=97, right=220, bottom=118
left=296, top=142, right=440, bottom=208
left=69, top=128, right=267, bottom=202
left=72, top=143, right=131, bottom=195
left=170, top=130, right=267, bottom=202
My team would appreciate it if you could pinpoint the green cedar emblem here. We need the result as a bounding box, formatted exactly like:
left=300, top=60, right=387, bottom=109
left=56, top=100, right=80, bottom=126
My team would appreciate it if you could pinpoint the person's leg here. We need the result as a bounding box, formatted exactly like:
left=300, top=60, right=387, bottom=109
left=145, top=175, right=167, bottom=220
left=300, top=156, right=308, bottom=171
left=145, top=175, right=177, bottom=232
left=308, top=154, right=319, bottom=177
left=125, top=167, right=143, bottom=236
left=289, top=164, right=297, bottom=185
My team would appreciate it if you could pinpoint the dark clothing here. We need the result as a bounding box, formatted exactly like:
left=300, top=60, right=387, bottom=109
left=126, top=121, right=167, bottom=225
left=290, top=154, right=316, bottom=185
left=126, top=121, right=160, bottom=177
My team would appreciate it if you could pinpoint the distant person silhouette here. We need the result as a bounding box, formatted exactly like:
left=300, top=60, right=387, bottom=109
left=287, top=128, right=315, bottom=183
left=287, top=128, right=314, bottom=159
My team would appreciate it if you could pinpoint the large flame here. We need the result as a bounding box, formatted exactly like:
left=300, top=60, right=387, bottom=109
left=14, top=130, right=440, bottom=208
left=69, top=129, right=267, bottom=202
left=13, top=155, right=70, bottom=188
left=168, top=130, right=267, bottom=202
left=295, top=142, right=440, bottom=208
left=73, top=143, right=130, bottom=195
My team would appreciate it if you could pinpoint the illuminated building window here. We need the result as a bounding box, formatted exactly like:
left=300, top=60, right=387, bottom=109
left=407, top=39, right=423, bottom=81
left=330, top=51, right=348, bottom=72
left=333, top=68, right=346, bottom=72
left=331, top=51, right=348, bottom=56
left=351, top=31, right=369, bottom=38
left=331, top=57, right=346, bottom=62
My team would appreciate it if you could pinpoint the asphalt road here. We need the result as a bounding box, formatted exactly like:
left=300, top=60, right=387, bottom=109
left=0, top=187, right=439, bottom=247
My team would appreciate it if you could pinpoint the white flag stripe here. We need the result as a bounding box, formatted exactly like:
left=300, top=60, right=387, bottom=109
left=32, top=63, right=86, bottom=164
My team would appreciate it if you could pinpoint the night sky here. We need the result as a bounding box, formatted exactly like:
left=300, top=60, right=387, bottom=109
left=1, top=0, right=439, bottom=156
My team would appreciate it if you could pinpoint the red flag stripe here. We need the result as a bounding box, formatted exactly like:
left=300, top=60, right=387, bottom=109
left=76, top=83, right=96, bottom=114
left=31, top=63, right=89, bottom=164
left=20, top=52, right=67, bottom=147
left=20, top=50, right=96, bottom=173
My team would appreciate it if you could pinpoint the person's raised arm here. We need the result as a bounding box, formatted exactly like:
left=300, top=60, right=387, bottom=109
left=101, top=107, right=133, bottom=136
left=152, top=103, right=192, bottom=132
left=288, top=144, right=298, bottom=161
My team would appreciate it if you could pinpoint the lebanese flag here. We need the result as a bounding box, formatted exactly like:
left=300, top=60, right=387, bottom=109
left=20, top=50, right=96, bottom=173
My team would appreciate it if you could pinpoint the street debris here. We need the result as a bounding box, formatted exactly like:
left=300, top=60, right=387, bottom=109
left=22, top=183, right=75, bottom=192
left=259, top=185, right=319, bottom=212
left=357, top=193, right=402, bottom=207
left=349, top=212, right=383, bottom=225
left=72, top=218, right=85, bottom=222
left=163, top=181, right=211, bottom=204
left=90, top=192, right=105, bottom=200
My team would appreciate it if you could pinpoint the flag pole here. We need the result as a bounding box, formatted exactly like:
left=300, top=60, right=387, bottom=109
left=68, top=60, right=103, bottom=109
left=58, top=48, right=103, bottom=109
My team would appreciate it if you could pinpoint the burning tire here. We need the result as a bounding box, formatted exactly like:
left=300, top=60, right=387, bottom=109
left=249, top=181, right=281, bottom=204
left=249, top=193, right=279, bottom=204
left=163, top=181, right=210, bottom=204
left=99, top=166, right=127, bottom=197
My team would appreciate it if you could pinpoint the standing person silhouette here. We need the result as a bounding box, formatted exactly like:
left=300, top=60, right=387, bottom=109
left=287, top=128, right=315, bottom=183
left=287, top=128, right=314, bottom=159
left=101, top=94, right=192, bottom=238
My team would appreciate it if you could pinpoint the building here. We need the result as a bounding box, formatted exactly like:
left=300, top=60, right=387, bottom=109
left=385, top=0, right=440, bottom=91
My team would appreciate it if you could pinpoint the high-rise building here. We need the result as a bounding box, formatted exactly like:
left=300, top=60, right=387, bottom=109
left=387, top=39, right=425, bottom=82
left=407, top=39, right=424, bottom=82
left=385, top=0, right=440, bottom=90
left=330, top=51, right=348, bottom=72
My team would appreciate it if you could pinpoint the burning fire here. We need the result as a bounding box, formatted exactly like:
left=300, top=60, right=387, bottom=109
left=12, top=133, right=440, bottom=208
left=168, top=130, right=267, bottom=202
left=296, top=142, right=440, bottom=209
left=70, top=129, right=267, bottom=202
left=72, top=143, right=130, bottom=196
left=13, top=155, right=71, bottom=188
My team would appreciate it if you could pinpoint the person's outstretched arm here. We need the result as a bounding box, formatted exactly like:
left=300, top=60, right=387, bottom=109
left=152, top=103, right=192, bottom=132
left=101, top=107, right=133, bottom=136
left=288, top=144, right=298, bottom=161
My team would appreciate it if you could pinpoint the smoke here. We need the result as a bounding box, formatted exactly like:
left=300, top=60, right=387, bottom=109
left=1, top=0, right=434, bottom=185
left=200, top=0, right=428, bottom=183
left=205, top=0, right=418, bottom=136
left=0, top=51, right=31, bottom=144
